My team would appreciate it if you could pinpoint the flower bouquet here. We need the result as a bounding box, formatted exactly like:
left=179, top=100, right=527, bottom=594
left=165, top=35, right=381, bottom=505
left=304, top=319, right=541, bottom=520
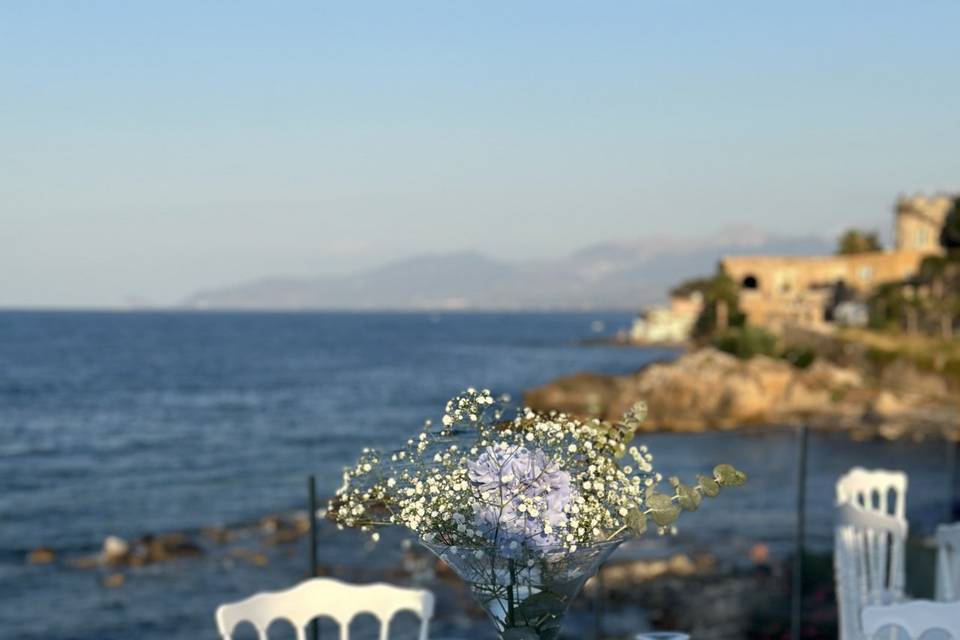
left=330, top=389, right=746, bottom=639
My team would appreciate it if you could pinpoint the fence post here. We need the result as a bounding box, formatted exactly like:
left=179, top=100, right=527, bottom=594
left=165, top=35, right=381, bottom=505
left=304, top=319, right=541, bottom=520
left=948, top=427, right=958, bottom=522
left=791, top=424, right=808, bottom=640
left=593, top=566, right=605, bottom=640
left=308, top=475, right=319, bottom=640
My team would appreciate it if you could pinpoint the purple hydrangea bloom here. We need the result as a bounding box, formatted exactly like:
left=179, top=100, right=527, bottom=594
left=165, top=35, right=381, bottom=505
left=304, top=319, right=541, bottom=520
left=467, top=445, right=575, bottom=552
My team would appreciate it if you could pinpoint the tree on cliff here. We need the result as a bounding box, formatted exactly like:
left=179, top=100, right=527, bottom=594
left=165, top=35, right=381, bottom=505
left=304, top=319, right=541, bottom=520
left=674, top=274, right=746, bottom=338
left=868, top=210, right=960, bottom=337
left=868, top=282, right=908, bottom=332
left=929, top=200, right=960, bottom=337
left=941, top=198, right=960, bottom=254
left=868, top=202, right=960, bottom=338
left=837, top=229, right=882, bottom=255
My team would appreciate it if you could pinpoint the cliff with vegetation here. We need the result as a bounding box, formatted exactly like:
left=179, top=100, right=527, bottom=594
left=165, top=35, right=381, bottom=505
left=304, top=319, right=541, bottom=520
left=525, top=342, right=958, bottom=440
left=539, top=196, right=960, bottom=440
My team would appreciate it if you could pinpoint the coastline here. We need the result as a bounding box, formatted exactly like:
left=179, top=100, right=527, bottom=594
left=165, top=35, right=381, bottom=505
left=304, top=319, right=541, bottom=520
left=525, top=346, right=959, bottom=441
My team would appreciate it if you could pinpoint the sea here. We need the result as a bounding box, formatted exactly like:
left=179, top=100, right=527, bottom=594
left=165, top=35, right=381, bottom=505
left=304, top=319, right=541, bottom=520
left=0, top=311, right=951, bottom=639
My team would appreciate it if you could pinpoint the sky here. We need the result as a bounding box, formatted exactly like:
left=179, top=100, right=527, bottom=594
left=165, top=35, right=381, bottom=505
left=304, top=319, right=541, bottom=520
left=2, top=1, right=959, bottom=307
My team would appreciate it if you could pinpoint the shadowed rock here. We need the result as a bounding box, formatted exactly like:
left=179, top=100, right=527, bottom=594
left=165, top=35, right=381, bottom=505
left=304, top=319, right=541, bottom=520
left=26, top=547, right=56, bottom=565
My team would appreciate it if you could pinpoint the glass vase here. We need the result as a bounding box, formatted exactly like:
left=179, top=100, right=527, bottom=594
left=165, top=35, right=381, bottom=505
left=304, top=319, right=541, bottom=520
left=423, top=538, right=624, bottom=640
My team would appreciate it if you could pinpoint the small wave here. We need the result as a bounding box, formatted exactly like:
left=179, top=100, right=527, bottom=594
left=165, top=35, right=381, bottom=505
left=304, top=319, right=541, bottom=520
left=0, top=381, right=62, bottom=398
left=0, top=442, right=62, bottom=458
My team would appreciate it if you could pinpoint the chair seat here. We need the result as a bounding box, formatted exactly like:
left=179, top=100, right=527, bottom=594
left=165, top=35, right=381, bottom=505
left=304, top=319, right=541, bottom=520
left=862, top=600, right=960, bottom=638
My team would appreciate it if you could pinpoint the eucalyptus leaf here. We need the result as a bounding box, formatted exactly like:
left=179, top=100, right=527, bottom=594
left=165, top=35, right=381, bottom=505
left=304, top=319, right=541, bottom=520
left=675, top=482, right=702, bottom=512
left=622, top=401, right=648, bottom=426
left=626, top=507, right=648, bottom=536
left=697, top=474, right=720, bottom=497
left=609, top=422, right=631, bottom=438
left=646, top=492, right=681, bottom=526
left=714, top=464, right=747, bottom=487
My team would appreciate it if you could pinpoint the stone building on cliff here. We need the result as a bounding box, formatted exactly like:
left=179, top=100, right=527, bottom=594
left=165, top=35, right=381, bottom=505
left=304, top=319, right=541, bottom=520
left=720, top=193, right=955, bottom=331
left=630, top=290, right=704, bottom=343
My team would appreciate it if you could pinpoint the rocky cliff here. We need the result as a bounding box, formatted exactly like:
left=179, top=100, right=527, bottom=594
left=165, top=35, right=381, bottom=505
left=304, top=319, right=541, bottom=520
left=525, top=348, right=957, bottom=440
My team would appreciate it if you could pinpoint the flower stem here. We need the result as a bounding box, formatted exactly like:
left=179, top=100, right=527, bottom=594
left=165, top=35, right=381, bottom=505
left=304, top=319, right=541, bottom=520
left=606, top=525, right=627, bottom=540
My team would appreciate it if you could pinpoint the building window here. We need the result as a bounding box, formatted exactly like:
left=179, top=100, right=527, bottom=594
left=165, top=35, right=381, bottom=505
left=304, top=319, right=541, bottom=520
left=858, top=266, right=874, bottom=282
left=742, top=275, right=759, bottom=289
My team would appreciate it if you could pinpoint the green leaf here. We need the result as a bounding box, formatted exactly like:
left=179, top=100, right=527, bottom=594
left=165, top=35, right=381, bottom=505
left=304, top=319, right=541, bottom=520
left=697, top=474, right=720, bottom=497
left=622, top=401, right=648, bottom=426
left=714, top=464, right=747, bottom=487
left=646, top=492, right=681, bottom=526
left=626, top=507, right=648, bottom=536
left=675, top=482, right=702, bottom=512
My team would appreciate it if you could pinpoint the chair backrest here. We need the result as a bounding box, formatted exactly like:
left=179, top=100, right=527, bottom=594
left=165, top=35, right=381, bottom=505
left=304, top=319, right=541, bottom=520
left=834, top=467, right=909, bottom=640
left=937, top=523, right=960, bottom=602
left=835, top=483, right=909, bottom=640
left=836, top=467, right=908, bottom=521
left=215, top=578, right=435, bottom=640
left=863, top=601, right=960, bottom=638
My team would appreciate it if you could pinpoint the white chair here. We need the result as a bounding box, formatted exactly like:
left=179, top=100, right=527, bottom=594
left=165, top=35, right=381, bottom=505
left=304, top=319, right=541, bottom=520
left=836, top=467, right=908, bottom=521
left=937, top=523, right=960, bottom=602
left=215, top=577, right=435, bottom=640
left=863, top=601, right=960, bottom=638
left=835, top=468, right=910, bottom=640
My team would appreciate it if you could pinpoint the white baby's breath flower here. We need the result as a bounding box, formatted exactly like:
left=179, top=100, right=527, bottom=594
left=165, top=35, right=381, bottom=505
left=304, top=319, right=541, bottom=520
left=330, top=387, right=740, bottom=556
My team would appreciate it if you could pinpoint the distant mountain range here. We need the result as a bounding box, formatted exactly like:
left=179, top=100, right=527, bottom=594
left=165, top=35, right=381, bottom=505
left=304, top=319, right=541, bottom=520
left=182, top=227, right=833, bottom=311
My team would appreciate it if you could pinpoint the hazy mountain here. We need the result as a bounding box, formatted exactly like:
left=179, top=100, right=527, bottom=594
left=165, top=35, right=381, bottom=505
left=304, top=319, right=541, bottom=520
left=183, top=227, right=833, bottom=311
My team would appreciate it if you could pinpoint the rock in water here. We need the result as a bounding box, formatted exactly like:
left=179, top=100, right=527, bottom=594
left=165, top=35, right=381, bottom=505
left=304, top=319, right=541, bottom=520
left=230, top=548, right=268, bottom=567
left=261, top=514, right=310, bottom=545
left=101, top=536, right=130, bottom=565
left=102, top=573, right=125, bottom=588
left=141, top=532, right=203, bottom=562
left=26, top=547, right=56, bottom=565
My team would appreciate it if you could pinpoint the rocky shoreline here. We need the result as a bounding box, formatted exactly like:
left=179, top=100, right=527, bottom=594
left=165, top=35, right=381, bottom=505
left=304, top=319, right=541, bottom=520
left=22, top=513, right=833, bottom=638
left=24, top=499, right=937, bottom=638
left=526, top=347, right=959, bottom=440
left=24, top=511, right=312, bottom=587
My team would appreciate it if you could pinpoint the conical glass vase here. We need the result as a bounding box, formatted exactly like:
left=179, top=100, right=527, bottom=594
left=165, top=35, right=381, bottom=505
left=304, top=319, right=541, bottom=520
left=423, top=538, right=624, bottom=640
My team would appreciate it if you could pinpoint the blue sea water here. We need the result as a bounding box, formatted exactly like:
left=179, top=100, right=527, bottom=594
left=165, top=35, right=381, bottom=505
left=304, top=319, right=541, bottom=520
left=0, top=311, right=951, bottom=639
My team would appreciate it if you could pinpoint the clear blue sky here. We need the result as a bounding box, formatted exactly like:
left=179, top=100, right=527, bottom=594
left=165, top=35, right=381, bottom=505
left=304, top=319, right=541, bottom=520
left=2, top=1, right=958, bottom=307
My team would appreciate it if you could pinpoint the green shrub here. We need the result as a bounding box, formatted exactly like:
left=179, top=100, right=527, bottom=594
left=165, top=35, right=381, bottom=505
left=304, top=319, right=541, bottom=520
left=781, top=346, right=817, bottom=369
left=712, top=326, right=778, bottom=360
left=684, top=273, right=747, bottom=339
left=837, top=229, right=882, bottom=255
left=865, top=346, right=898, bottom=369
